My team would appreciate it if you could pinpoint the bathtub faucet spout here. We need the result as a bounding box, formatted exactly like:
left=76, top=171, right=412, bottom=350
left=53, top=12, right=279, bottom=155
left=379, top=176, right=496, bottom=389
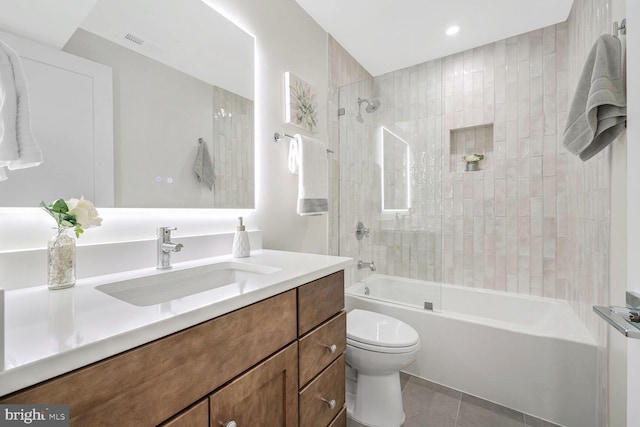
left=357, top=260, right=376, bottom=271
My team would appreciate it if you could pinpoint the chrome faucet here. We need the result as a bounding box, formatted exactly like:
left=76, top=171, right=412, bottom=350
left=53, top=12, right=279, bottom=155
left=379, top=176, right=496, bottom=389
left=157, top=227, right=183, bottom=269
left=357, top=260, right=376, bottom=271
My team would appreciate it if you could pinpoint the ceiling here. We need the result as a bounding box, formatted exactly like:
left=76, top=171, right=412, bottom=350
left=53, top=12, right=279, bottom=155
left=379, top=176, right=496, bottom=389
left=295, top=0, right=574, bottom=76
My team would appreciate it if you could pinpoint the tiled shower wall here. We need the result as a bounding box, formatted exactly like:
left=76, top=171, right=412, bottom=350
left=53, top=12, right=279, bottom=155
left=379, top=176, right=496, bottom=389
left=566, top=0, right=612, bottom=345
left=567, top=1, right=614, bottom=425
left=211, top=86, right=254, bottom=208
left=438, top=25, right=570, bottom=296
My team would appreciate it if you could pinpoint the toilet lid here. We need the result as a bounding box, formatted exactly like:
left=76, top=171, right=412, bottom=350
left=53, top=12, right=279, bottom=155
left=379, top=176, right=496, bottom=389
left=347, top=309, right=419, bottom=348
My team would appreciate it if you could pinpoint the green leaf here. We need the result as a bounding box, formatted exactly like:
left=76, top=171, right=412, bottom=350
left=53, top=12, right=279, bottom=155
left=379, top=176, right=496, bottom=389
left=51, top=199, right=69, bottom=214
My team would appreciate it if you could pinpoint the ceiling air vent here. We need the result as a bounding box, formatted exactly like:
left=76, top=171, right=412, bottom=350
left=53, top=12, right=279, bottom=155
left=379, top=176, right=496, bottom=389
left=123, top=33, right=144, bottom=46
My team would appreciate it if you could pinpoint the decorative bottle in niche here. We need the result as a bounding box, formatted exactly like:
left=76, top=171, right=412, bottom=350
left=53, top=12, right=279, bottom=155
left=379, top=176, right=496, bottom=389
left=232, top=217, right=250, bottom=258
left=47, top=226, right=76, bottom=290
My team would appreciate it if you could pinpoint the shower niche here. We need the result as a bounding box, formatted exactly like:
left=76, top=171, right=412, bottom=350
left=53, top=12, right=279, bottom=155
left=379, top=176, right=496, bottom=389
left=449, top=124, right=494, bottom=173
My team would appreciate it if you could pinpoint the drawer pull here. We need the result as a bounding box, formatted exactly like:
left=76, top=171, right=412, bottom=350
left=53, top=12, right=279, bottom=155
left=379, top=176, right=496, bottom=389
left=321, top=397, right=336, bottom=409
left=322, top=344, right=338, bottom=354
left=219, top=421, right=237, bottom=427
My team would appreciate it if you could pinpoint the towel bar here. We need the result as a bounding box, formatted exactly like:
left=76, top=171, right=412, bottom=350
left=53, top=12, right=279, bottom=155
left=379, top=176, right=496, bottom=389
left=274, top=132, right=334, bottom=154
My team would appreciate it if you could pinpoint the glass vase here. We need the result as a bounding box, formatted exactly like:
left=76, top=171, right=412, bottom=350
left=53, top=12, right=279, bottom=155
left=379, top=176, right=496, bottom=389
left=47, top=226, right=76, bottom=290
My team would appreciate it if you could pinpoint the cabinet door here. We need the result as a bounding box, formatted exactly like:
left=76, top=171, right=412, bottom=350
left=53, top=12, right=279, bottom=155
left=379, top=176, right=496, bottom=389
left=161, top=399, right=208, bottom=427
left=210, top=343, right=298, bottom=427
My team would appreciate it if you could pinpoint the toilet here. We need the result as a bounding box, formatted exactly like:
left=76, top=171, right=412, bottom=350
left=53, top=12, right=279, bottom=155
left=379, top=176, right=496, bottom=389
left=345, top=309, right=420, bottom=427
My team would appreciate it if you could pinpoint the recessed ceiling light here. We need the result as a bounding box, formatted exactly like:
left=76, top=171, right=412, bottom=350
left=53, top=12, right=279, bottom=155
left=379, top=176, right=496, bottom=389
left=446, top=25, right=460, bottom=36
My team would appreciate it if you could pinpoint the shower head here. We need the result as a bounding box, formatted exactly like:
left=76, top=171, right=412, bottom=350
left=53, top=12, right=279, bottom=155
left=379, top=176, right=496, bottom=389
left=358, top=97, right=381, bottom=113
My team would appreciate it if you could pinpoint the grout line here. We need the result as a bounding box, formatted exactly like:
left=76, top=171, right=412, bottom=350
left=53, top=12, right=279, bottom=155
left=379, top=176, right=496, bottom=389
left=453, top=393, right=462, bottom=427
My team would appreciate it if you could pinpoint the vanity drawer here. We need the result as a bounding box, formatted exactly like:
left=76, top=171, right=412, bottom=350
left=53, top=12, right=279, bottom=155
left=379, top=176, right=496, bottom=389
left=299, top=355, right=345, bottom=427
left=298, top=311, right=346, bottom=388
left=297, top=271, right=344, bottom=336
left=328, top=407, right=347, bottom=427
left=0, top=290, right=297, bottom=427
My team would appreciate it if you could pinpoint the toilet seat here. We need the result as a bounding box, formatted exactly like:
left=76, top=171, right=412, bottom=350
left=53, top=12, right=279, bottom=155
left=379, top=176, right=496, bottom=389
left=347, top=309, right=419, bottom=354
left=347, top=337, right=420, bottom=354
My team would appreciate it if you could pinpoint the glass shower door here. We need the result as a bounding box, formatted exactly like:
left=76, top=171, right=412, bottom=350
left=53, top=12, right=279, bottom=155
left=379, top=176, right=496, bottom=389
left=337, top=74, right=444, bottom=311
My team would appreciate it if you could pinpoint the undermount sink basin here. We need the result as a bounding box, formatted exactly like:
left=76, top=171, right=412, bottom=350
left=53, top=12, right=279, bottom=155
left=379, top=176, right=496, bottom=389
left=96, top=262, right=281, bottom=306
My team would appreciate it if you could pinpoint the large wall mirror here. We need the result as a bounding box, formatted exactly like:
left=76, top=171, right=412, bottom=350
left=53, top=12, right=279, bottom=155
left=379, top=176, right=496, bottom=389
left=0, top=0, right=254, bottom=208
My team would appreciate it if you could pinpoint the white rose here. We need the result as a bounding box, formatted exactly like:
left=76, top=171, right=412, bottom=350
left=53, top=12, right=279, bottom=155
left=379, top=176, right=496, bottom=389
left=66, top=197, right=103, bottom=229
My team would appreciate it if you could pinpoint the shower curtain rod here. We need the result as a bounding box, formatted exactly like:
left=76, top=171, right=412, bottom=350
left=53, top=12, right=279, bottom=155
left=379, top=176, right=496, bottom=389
left=273, top=132, right=334, bottom=153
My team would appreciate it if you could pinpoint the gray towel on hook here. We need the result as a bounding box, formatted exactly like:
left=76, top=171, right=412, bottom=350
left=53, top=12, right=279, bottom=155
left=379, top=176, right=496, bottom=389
left=193, top=138, right=215, bottom=191
left=563, top=34, right=626, bottom=161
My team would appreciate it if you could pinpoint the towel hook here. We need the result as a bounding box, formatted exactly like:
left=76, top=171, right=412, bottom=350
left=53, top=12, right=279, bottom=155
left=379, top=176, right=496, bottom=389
left=613, top=19, right=627, bottom=36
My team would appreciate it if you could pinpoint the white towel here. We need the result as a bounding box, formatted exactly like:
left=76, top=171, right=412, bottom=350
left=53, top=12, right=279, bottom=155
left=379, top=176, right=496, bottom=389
left=563, top=34, right=626, bottom=161
left=193, top=137, right=215, bottom=191
left=288, top=134, right=328, bottom=216
left=0, top=40, right=42, bottom=171
left=0, top=43, right=18, bottom=166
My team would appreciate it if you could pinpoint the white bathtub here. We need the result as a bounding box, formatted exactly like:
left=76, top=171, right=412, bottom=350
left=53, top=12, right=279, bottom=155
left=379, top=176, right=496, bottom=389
left=345, top=275, right=598, bottom=427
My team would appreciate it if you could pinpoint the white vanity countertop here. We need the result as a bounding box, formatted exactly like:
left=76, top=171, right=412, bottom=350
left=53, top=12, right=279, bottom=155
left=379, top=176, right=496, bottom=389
left=0, top=249, right=352, bottom=396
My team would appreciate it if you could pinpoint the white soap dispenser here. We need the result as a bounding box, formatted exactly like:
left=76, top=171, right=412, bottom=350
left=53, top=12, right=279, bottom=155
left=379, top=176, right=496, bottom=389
left=232, top=217, right=250, bottom=258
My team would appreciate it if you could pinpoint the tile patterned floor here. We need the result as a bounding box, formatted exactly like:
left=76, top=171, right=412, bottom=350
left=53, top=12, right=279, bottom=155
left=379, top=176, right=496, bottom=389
left=346, top=373, right=561, bottom=427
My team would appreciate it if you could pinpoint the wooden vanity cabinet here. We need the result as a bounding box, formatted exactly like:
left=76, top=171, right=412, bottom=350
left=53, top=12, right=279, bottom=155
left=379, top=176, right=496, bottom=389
left=0, top=270, right=347, bottom=427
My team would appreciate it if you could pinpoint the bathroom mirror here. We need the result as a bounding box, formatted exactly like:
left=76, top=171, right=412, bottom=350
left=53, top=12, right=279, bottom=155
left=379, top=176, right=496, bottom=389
left=0, top=0, right=254, bottom=208
left=381, top=127, right=410, bottom=211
